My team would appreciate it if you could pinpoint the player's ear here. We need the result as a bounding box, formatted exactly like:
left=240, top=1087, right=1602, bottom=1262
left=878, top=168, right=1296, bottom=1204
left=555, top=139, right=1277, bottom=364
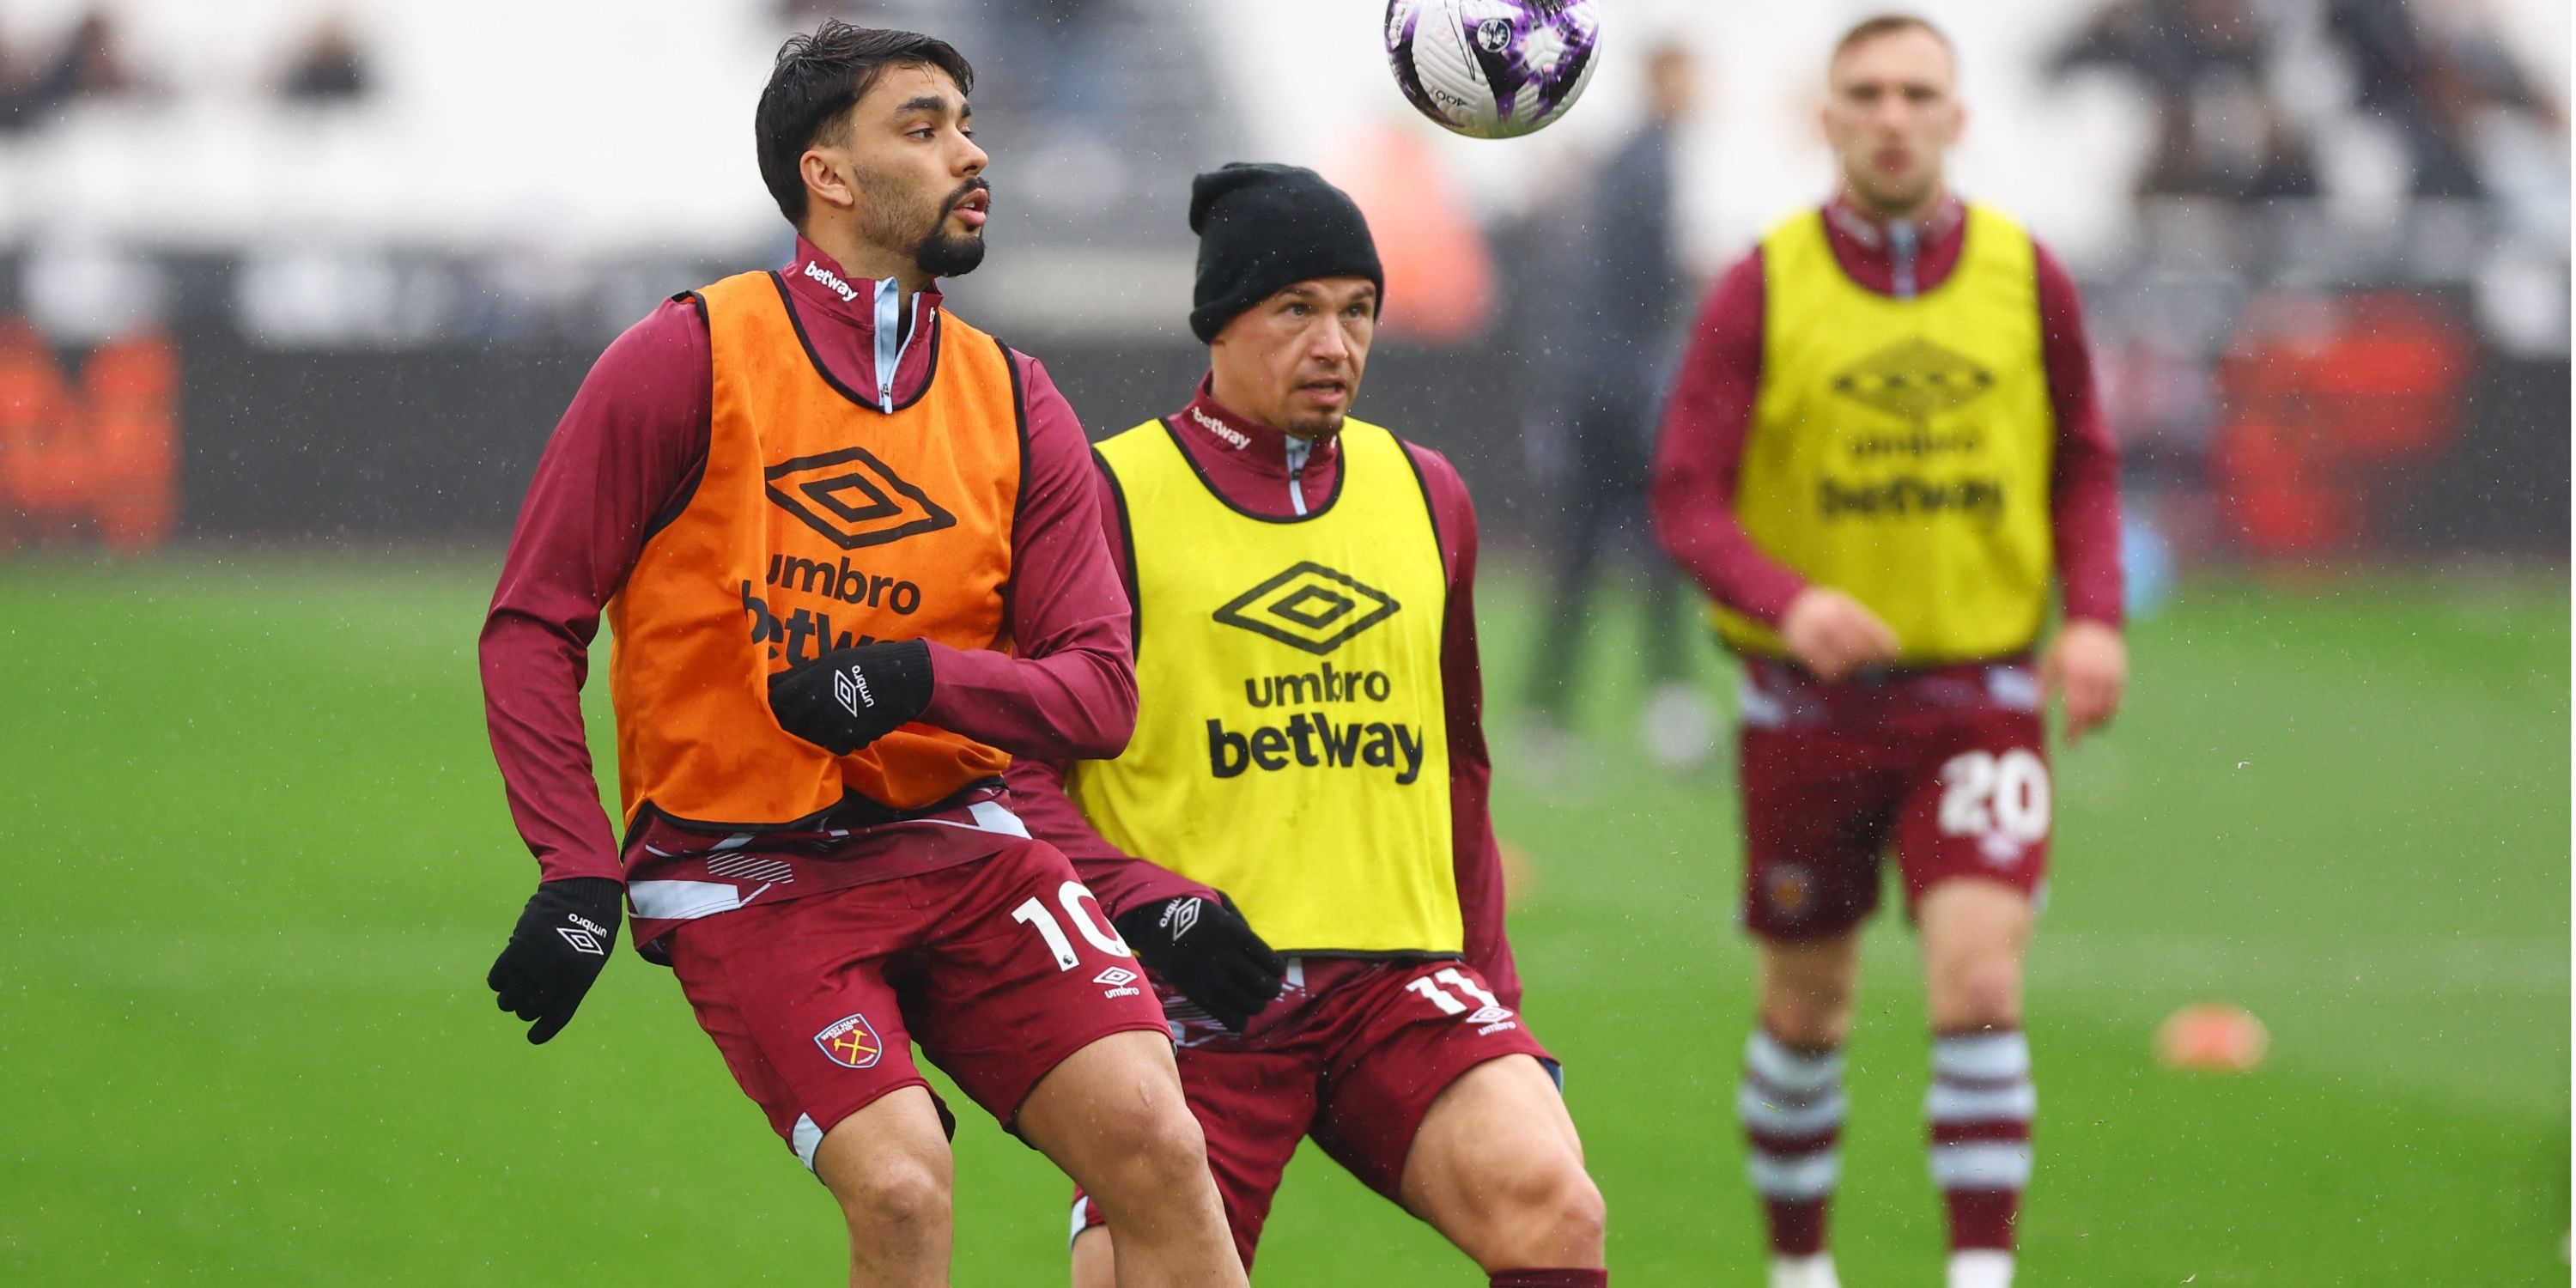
left=800, top=148, right=858, bottom=220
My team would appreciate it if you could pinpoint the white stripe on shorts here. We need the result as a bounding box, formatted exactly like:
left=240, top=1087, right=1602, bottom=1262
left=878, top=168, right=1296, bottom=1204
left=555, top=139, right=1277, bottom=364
left=792, top=1113, right=826, bottom=1172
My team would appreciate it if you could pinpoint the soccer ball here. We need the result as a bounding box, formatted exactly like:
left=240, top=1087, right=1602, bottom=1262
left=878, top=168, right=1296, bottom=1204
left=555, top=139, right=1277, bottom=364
left=1385, top=0, right=1601, bottom=139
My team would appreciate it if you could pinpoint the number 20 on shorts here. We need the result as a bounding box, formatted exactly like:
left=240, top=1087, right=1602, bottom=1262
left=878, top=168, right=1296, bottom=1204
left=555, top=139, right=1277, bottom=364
left=1937, top=749, right=2051, bottom=842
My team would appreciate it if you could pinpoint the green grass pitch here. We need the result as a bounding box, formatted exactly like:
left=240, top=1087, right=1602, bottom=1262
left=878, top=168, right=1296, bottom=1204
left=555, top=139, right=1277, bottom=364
left=0, top=554, right=2563, bottom=1284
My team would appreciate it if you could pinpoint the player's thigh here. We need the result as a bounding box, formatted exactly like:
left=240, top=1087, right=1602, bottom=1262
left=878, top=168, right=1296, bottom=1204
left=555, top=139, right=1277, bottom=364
left=1311, top=961, right=1558, bottom=1203
left=905, top=840, right=1169, bottom=1130
left=664, top=890, right=939, bottom=1173
left=1397, top=1054, right=1593, bottom=1230
left=1015, top=1029, right=1200, bottom=1190
left=1740, top=725, right=1904, bottom=939
left=1892, top=708, right=2051, bottom=921
left=1069, top=1039, right=1321, bottom=1271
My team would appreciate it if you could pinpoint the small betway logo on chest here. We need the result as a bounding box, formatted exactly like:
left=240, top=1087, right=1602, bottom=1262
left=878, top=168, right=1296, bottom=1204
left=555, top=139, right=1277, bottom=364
left=1188, top=406, right=1252, bottom=450
left=765, top=447, right=957, bottom=550
left=802, top=260, right=860, bottom=303
left=1212, top=562, right=1400, bottom=656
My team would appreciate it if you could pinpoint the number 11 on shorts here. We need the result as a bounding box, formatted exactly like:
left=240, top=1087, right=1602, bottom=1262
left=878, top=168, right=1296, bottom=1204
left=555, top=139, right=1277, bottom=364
left=1406, top=967, right=1503, bottom=1016
left=1011, top=881, right=1133, bottom=970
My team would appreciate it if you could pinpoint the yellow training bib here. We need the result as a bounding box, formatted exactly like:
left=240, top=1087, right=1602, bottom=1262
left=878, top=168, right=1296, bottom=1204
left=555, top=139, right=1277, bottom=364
left=1717, top=204, right=2057, bottom=663
left=1067, top=418, right=1459, bottom=955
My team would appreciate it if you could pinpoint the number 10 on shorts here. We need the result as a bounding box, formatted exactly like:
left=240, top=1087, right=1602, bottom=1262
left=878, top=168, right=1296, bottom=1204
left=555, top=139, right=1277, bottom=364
left=1011, top=880, right=1133, bottom=970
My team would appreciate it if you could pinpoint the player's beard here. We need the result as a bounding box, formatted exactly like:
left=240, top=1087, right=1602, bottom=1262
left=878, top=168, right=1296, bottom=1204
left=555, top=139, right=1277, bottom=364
left=1281, top=368, right=1358, bottom=440
left=910, top=177, right=989, bottom=279
left=1282, top=405, right=1347, bottom=440
left=856, top=173, right=988, bottom=280
left=1846, top=154, right=1938, bottom=219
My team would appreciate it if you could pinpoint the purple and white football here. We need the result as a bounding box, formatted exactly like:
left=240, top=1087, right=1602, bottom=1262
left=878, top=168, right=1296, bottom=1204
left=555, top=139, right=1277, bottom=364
left=1386, top=0, right=1601, bottom=139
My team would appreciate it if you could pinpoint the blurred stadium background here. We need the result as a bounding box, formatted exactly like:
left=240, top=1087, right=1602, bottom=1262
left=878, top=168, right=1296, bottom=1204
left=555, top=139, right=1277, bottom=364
left=0, top=0, right=2566, bottom=1283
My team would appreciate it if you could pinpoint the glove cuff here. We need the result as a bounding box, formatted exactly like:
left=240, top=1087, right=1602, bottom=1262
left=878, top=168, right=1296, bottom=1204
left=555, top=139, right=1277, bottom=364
left=873, top=638, right=935, bottom=725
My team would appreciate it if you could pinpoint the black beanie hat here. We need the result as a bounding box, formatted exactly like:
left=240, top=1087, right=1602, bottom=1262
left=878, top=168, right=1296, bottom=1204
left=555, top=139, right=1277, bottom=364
left=1188, top=162, right=1384, bottom=343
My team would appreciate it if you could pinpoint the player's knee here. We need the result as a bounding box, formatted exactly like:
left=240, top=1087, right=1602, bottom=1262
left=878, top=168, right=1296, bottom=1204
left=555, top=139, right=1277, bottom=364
left=1476, top=1153, right=1607, bottom=1265
left=1536, top=1165, right=1609, bottom=1254
left=831, top=1152, right=950, bottom=1242
left=1097, top=1097, right=1212, bottom=1198
left=1761, top=983, right=1855, bottom=1048
left=1946, top=957, right=2023, bottom=1029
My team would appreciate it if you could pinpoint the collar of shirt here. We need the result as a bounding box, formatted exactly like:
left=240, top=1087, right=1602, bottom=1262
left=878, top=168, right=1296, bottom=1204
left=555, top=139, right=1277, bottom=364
left=778, top=236, right=945, bottom=412
left=1820, top=191, right=1967, bottom=301
left=1168, top=374, right=1342, bottom=519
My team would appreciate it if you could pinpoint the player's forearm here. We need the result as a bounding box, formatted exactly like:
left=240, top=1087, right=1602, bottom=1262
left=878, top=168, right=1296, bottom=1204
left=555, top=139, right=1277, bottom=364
left=1005, top=758, right=1213, bottom=916
left=2050, top=453, right=2124, bottom=627
left=2037, top=239, right=2126, bottom=628
left=480, top=612, right=623, bottom=883
left=929, top=351, right=1140, bottom=760
left=1649, top=470, right=1808, bottom=625
left=1649, top=251, right=1806, bottom=623
left=919, top=637, right=1137, bottom=760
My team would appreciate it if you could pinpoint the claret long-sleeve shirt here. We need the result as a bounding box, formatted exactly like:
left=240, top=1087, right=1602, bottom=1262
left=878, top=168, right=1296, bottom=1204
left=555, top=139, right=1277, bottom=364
left=1004, top=382, right=1525, bottom=1007
left=480, top=240, right=1135, bottom=918
left=1650, top=194, right=2124, bottom=634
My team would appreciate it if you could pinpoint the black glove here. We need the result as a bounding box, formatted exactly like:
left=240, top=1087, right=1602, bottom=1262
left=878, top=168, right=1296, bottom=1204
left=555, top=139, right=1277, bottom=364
left=488, top=877, right=624, bottom=1045
left=1114, top=893, right=1288, bottom=1034
left=767, top=640, right=935, bottom=756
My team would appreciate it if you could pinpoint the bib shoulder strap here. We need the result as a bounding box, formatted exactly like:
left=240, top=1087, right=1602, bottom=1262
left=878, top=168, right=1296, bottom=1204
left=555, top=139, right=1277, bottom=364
left=1094, top=417, right=1180, bottom=476
left=695, top=270, right=785, bottom=330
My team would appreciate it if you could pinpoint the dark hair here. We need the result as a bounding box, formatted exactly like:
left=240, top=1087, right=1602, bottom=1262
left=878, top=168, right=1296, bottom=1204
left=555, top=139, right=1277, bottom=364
left=1830, top=14, right=1953, bottom=67
left=755, top=21, right=975, bottom=226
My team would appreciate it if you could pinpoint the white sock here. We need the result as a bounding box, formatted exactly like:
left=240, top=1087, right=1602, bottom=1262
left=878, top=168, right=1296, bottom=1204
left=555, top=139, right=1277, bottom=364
left=1768, top=1251, right=1841, bottom=1288
left=1947, top=1249, right=2014, bottom=1288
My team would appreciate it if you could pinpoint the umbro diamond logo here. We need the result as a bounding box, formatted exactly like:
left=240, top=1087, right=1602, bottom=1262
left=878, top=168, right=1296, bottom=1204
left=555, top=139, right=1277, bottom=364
left=1159, top=897, right=1202, bottom=941
left=834, top=664, right=875, bottom=717
left=764, top=447, right=957, bottom=550
left=1093, top=967, right=1139, bottom=987
left=1831, top=337, right=1996, bottom=423
left=1212, top=562, right=1400, bottom=656
left=556, top=917, right=607, bottom=956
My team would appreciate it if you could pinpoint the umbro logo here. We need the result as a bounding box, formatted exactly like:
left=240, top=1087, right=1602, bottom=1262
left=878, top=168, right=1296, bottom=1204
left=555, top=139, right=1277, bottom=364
left=1212, top=561, right=1400, bottom=656
left=556, top=916, right=607, bottom=956
left=765, top=447, right=957, bottom=550
left=1831, top=337, right=1996, bottom=423
left=1093, top=965, right=1143, bottom=999
left=834, top=664, right=875, bottom=716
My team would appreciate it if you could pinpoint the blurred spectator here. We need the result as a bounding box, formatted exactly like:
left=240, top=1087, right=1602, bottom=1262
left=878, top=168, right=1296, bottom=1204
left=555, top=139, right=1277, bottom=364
left=2052, top=0, right=2320, bottom=200
left=2324, top=0, right=2558, bottom=199
left=1521, top=41, right=1716, bottom=774
left=280, top=16, right=374, bottom=105
left=5, top=9, right=142, bottom=131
